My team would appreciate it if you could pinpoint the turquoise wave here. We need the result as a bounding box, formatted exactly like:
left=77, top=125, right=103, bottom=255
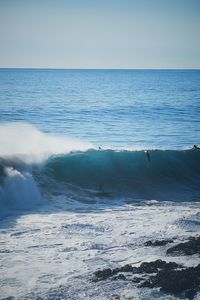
left=0, top=149, right=200, bottom=212
left=43, top=149, right=200, bottom=201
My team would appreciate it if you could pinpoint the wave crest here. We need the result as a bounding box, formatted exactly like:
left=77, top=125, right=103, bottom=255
left=0, top=122, right=93, bottom=163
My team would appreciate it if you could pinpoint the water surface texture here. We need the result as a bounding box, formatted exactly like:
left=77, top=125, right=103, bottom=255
left=0, top=69, right=200, bottom=300
left=1, top=69, right=200, bottom=149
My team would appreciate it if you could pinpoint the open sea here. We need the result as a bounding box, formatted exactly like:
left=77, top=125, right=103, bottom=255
left=0, top=69, right=200, bottom=299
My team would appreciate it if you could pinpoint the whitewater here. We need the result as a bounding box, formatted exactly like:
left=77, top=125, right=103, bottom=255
left=0, top=69, right=200, bottom=300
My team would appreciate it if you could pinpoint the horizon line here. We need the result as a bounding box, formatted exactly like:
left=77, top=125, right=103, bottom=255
left=0, top=67, right=200, bottom=71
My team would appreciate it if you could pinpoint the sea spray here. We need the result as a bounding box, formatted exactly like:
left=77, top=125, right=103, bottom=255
left=0, top=122, right=93, bottom=215
left=0, top=122, right=93, bottom=163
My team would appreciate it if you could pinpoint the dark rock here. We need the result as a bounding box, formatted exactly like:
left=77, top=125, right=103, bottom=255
left=112, top=267, right=120, bottom=274
left=92, top=259, right=200, bottom=298
left=92, top=265, right=136, bottom=282
left=0, top=249, right=11, bottom=253
left=185, top=289, right=197, bottom=300
left=92, top=240, right=200, bottom=299
left=112, top=274, right=127, bottom=281
left=144, top=239, right=173, bottom=247
left=111, top=294, right=120, bottom=300
left=132, top=277, right=144, bottom=283
left=119, top=264, right=136, bottom=273
left=167, top=236, right=200, bottom=256
left=140, top=264, right=200, bottom=299
left=92, top=260, right=182, bottom=282
left=138, top=259, right=181, bottom=274
left=93, top=268, right=112, bottom=281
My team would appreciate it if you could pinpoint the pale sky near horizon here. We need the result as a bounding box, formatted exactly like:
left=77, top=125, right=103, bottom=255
left=0, top=0, right=199, bottom=69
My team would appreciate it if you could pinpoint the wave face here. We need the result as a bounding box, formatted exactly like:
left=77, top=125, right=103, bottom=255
left=0, top=165, right=43, bottom=217
left=43, top=149, right=200, bottom=202
left=1, top=148, right=200, bottom=215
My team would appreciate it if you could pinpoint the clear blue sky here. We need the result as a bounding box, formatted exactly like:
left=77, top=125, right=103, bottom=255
left=0, top=0, right=199, bottom=69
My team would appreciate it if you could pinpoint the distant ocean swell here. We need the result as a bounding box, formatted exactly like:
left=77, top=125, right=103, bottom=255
left=0, top=149, right=200, bottom=215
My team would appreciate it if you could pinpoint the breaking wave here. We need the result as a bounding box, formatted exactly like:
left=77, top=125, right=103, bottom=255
left=0, top=122, right=93, bottom=215
left=0, top=122, right=200, bottom=216
left=43, top=149, right=200, bottom=201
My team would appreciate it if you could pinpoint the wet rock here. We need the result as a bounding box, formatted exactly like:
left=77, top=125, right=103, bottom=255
left=167, top=236, right=200, bottom=256
left=132, top=277, right=144, bottom=283
left=92, top=260, right=200, bottom=298
left=144, top=239, right=173, bottom=247
left=111, top=294, right=120, bottom=300
left=0, top=249, right=11, bottom=253
left=140, top=264, right=200, bottom=299
left=92, top=265, right=135, bottom=282
left=92, top=260, right=182, bottom=282
left=138, top=259, right=181, bottom=274
left=92, top=268, right=113, bottom=282
left=112, top=274, right=126, bottom=281
left=119, top=264, right=136, bottom=273
left=92, top=236, right=200, bottom=298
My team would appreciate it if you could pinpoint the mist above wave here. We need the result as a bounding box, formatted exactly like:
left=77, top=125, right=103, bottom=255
left=0, top=122, right=93, bottom=163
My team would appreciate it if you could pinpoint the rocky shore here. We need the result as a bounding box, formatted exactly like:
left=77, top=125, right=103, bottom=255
left=91, top=236, right=200, bottom=299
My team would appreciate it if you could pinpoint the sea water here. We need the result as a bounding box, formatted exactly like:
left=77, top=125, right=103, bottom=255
left=1, top=69, right=200, bottom=149
left=0, top=69, right=200, bottom=299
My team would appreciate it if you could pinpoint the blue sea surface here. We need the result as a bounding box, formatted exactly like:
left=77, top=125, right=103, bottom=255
left=1, top=69, right=200, bottom=300
left=1, top=69, right=200, bottom=149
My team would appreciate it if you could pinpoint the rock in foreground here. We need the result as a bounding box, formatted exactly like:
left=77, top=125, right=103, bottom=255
left=166, top=236, right=200, bottom=256
left=141, top=264, right=200, bottom=300
left=144, top=239, right=173, bottom=247
left=92, top=260, right=200, bottom=299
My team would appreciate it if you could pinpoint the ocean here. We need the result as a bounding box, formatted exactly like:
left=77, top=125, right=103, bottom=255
left=0, top=69, right=200, bottom=299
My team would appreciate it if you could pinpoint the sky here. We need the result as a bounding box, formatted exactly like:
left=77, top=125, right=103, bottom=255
left=0, top=0, right=200, bottom=69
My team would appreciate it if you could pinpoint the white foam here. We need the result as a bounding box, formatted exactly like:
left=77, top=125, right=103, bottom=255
left=1, top=200, right=199, bottom=298
left=0, top=167, right=42, bottom=214
left=0, top=122, right=93, bottom=163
